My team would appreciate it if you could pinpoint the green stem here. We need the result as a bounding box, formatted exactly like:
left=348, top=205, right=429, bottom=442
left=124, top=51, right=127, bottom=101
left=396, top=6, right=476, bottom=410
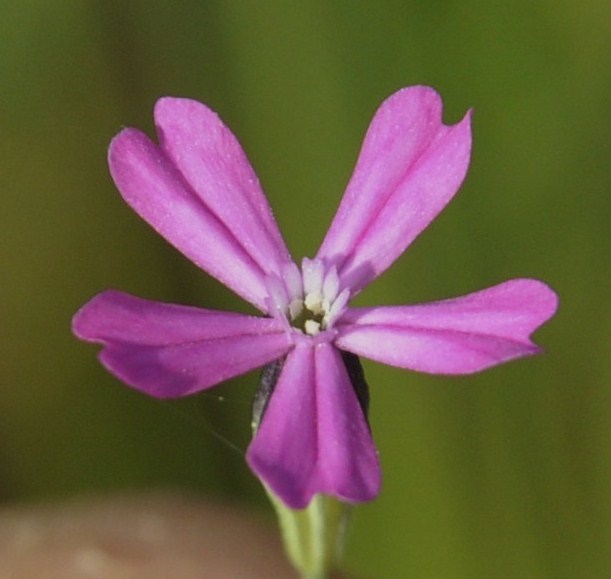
left=266, top=489, right=351, bottom=578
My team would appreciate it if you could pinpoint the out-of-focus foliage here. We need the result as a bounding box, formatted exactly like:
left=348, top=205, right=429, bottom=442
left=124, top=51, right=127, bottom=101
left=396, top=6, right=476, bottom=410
left=1, top=1, right=610, bottom=577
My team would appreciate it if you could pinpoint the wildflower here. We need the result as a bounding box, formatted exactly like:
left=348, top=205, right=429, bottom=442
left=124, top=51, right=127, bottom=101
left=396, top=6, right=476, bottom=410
left=72, top=87, right=558, bottom=509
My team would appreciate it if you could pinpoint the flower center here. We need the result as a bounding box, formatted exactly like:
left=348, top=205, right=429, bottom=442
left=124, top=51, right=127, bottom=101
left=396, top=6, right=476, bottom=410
left=265, top=258, right=350, bottom=336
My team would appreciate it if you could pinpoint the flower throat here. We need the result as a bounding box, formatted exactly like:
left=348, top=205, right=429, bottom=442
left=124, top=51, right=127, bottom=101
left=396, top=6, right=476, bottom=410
left=265, top=258, right=350, bottom=336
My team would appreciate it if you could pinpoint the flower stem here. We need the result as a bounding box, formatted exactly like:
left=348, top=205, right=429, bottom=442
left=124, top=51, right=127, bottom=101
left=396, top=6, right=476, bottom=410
left=266, top=490, right=350, bottom=578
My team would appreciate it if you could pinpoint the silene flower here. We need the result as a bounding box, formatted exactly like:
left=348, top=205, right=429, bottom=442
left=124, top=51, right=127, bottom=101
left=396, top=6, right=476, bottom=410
left=73, top=86, right=558, bottom=510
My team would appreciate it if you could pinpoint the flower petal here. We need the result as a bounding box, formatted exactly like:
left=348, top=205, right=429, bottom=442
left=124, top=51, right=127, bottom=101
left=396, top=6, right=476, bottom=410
left=72, top=290, right=292, bottom=398
left=316, top=86, right=472, bottom=293
left=247, top=341, right=380, bottom=509
left=335, top=279, right=558, bottom=375
left=109, top=128, right=274, bottom=311
left=154, top=97, right=292, bottom=278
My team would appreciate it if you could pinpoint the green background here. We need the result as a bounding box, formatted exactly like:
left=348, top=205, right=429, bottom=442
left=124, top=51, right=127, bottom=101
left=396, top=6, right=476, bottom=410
left=2, top=2, right=609, bottom=577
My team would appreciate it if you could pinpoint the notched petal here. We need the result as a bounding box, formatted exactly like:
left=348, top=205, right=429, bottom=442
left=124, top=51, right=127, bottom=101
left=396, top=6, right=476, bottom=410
left=154, top=97, right=292, bottom=277
left=109, top=128, right=275, bottom=310
left=317, top=86, right=472, bottom=294
left=247, top=343, right=380, bottom=509
left=336, top=279, right=558, bottom=375
left=73, top=290, right=292, bottom=398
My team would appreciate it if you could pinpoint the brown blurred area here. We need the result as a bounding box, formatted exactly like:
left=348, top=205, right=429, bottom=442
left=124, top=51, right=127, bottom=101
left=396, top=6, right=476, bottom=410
left=0, top=493, right=352, bottom=578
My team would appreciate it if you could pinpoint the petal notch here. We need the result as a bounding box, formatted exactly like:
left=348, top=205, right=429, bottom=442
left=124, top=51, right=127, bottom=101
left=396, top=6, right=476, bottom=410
left=317, top=86, right=472, bottom=293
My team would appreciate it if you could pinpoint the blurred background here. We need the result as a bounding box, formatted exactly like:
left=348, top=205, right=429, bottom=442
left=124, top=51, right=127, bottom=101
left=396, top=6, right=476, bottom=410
left=1, top=1, right=610, bottom=577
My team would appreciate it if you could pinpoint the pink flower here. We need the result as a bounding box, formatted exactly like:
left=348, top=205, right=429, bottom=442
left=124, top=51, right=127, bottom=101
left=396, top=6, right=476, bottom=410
left=72, top=87, right=558, bottom=509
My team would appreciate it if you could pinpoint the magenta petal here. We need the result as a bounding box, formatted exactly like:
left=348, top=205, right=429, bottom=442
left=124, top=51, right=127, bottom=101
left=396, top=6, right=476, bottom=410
left=336, top=279, right=558, bottom=375
left=154, top=98, right=292, bottom=278
left=72, top=291, right=292, bottom=398
left=247, top=342, right=380, bottom=509
left=316, top=86, right=472, bottom=293
left=109, top=129, right=273, bottom=311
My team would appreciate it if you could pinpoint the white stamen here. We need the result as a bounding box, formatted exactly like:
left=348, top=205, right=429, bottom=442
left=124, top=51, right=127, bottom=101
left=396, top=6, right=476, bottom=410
left=304, top=320, right=321, bottom=335
left=304, top=291, right=324, bottom=315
